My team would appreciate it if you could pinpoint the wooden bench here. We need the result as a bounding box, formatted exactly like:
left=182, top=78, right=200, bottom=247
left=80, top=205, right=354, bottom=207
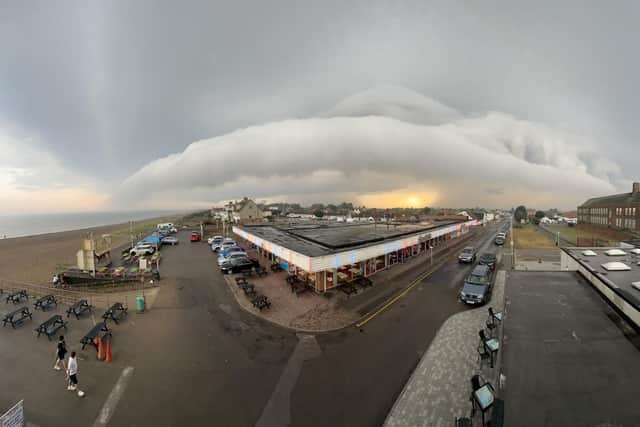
left=102, top=303, right=128, bottom=324
left=255, top=267, right=268, bottom=277
left=240, top=283, right=256, bottom=298
left=270, top=264, right=283, bottom=272
left=35, top=315, right=68, bottom=340
left=2, top=306, right=33, bottom=328
left=33, top=294, right=57, bottom=311
left=5, top=289, right=28, bottom=304
left=235, top=277, right=248, bottom=287
left=80, top=322, right=111, bottom=350
left=251, top=295, right=271, bottom=311
left=340, top=284, right=358, bottom=297
left=66, top=299, right=93, bottom=319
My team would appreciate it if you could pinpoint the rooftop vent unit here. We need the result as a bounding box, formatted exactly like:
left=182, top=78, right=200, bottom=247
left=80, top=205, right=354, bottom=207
left=630, top=248, right=640, bottom=255
left=601, top=262, right=631, bottom=271
left=582, top=250, right=597, bottom=256
left=604, top=249, right=626, bottom=256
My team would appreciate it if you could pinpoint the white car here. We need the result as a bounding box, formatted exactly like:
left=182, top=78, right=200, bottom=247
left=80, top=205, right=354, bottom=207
left=219, top=241, right=236, bottom=252
left=217, top=252, right=248, bottom=266
left=130, top=244, right=155, bottom=257
left=207, top=235, right=223, bottom=245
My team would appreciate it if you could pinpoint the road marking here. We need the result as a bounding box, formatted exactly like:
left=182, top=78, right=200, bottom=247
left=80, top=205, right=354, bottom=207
left=355, top=230, right=498, bottom=328
left=256, top=335, right=321, bottom=427
left=92, top=366, right=135, bottom=427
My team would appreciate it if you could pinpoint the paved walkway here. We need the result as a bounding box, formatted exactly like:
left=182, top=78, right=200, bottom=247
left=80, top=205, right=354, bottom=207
left=385, top=270, right=506, bottom=427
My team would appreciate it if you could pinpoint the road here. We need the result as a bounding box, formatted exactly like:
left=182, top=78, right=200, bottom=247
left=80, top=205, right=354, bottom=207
left=1, top=222, right=504, bottom=427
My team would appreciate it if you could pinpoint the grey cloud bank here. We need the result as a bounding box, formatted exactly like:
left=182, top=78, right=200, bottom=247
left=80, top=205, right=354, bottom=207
left=117, top=87, right=620, bottom=210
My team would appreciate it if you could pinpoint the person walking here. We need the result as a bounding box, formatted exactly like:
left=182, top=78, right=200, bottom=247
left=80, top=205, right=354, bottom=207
left=53, top=335, right=67, bottom=370
left=66, top=352, right=85, bottom=397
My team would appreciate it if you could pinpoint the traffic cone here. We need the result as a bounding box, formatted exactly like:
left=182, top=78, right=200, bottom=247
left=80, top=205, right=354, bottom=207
left=105, top=338, right=112, bottom=363
left=96, top=337, right=105, bottom=361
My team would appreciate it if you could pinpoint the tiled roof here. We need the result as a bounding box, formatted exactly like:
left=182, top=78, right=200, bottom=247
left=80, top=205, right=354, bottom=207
left=580, top=191, right=640, bottom=208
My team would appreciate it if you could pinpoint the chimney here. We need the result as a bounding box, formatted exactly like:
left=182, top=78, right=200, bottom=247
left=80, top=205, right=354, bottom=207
left=633, top=182, right=640, bottom=194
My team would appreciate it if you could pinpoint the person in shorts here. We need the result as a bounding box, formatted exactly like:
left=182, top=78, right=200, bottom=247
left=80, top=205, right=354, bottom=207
left=54, top=335, right=67, bottom=370
left=66, top=352, right=84, bottom=397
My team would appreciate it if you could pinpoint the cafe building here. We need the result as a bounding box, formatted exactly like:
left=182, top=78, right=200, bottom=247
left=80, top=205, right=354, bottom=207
left=233, top=219, right=480, bottom=293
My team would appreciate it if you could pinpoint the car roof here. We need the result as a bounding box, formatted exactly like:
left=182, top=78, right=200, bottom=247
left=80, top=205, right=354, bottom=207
left=480, top=252, right=496, bottom=258
left=463, top=246, right=474, bottom=251
left=471, top=264, right=490, bottom=275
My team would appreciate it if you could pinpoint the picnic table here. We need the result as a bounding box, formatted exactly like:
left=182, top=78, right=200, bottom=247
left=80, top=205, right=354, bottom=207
left=33, top=294, right=57, bottom=311
left=251, top=295, right=271, bottom=311
left=102, top=302, right=128, bottom=324
left=270, top=264, right=283, bottom=272
left=340, top=284, right=358, bottom=297
left=2, top=306, right=32, bottom=328
left=66, top=299, right=93, bottom=319
left=80, top=322, right=111, bottom=350
left=235, top=277, right=248, bottom=287
left=255, top=267, right=268, bottom=277
left=34, top=314, right=68, bottom=340
left=241, top=283, right=256, bottom=297
left=5, top=289, right=28, bottom=304
left=354, top=276, right=373, bottom=288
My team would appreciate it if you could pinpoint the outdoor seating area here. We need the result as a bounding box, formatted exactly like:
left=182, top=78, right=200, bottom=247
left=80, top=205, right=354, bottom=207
left=34, top=314, right=68, bottom=340
left=66, top=299, right=93, bottom=319
left=456, top=307, right=504, bottom=426
left=235, top=277, right=271, bottom=311
left=33, top=294, right=57, bottom=311
left=80, top=321, right=111, bottom=351
left=5, top=289, right=28, bottom=304
left=286, top=275, right=311, bottom=297
left=102, top=302, right=128, bottom=324
left=2, top=306, right=33, bottom=328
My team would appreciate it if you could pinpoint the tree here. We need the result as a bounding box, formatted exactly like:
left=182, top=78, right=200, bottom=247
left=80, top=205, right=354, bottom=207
left=534, top=210, right=545, bottom=219
left=313, top=209, right=324, bottom=218
left=514, top=205, right=528, bottom=223
left=422, top=206, right=432, bottom=215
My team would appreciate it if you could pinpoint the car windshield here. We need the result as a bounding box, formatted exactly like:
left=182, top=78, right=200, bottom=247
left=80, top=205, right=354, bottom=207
left=462, top=248, right=473, bottom=254
left=466, top=273, right=488, bottom=285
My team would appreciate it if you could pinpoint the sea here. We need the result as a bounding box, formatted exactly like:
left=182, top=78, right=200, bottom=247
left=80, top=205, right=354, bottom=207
left=0, top=210, right=184, bottom=239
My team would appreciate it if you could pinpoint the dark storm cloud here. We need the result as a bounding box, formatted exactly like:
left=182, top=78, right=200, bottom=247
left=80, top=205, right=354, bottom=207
left=0, top=1, right=638, bottom=210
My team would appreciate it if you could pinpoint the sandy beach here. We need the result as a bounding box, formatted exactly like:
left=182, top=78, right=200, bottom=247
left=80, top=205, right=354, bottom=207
left=0, top=215, right=182, bottom=284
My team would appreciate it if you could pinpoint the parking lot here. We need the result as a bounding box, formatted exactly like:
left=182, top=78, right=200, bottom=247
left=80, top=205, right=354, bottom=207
left=1, top=224, right=504, bottom=426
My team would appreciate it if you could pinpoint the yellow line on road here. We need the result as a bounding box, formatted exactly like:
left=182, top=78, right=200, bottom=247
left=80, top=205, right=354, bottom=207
left=355, top=257, right=449, bottom=328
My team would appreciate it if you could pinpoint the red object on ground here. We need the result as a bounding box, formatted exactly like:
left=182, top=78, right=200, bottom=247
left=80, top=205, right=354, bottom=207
left=105, top=338, right=112, bottom=363
left=190, top=232, right=201, bottom=242
left=96, top=337, right=105, bottom=361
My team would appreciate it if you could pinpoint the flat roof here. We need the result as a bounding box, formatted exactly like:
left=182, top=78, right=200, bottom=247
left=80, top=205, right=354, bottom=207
left=503, top=271, right=640, bottom=426
left=237, top=221, right=461, bottom=257
left=564, top=247, right=640, bottom=306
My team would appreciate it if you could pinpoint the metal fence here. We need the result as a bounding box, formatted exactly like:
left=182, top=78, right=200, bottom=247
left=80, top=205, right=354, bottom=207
left=0, top=277, right=157, bottom=310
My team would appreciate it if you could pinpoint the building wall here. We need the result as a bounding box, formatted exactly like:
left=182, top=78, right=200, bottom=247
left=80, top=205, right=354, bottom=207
left=578, top=205, right=639, bottom=231
left=236, top=200, right=263, bottom=222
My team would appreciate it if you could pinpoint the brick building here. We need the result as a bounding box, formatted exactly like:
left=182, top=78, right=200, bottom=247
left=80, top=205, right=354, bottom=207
left=577, top=182, right=640, bottom=231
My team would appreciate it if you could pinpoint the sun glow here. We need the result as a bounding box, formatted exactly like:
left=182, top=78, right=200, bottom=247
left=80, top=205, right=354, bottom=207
left=357, top=191, right=438, bottom=209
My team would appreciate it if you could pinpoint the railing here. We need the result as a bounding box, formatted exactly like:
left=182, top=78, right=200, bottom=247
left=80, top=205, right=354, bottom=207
left=0, top=277, right=157, bottom=310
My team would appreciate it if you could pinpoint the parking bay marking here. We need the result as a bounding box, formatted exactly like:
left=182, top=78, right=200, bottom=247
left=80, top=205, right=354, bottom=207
left=92, top=366, right=135, bottom=427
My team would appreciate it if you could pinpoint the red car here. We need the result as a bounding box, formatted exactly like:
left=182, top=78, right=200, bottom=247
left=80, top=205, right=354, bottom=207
left=190, top=232, right=201, bottom=242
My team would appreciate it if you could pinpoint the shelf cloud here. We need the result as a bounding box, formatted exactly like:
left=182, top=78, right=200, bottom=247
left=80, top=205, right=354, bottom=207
left=117, top=86, right=621, bottom=209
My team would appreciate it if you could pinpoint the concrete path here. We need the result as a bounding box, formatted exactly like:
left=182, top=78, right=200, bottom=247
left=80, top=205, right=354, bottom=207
left=385, top=271, right=506, bottom=427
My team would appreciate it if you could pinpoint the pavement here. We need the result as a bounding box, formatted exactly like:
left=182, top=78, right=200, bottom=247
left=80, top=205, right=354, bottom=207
left=502, top=271, right=640, bottom=426
left=1, top=222, right=507, bottom=427
left=384, top=270, right=506, bottom=427
left=514, top=248, right=561, bottom=271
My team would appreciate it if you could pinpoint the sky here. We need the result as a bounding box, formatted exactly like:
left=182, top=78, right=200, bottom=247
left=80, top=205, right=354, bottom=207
left=0, top=1, right=638, bottom=214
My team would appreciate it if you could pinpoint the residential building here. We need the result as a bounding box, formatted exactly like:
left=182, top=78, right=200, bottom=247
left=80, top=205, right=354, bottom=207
left=225, top=197, right=264, bottom=224
left=578, top=182, right=640, bottom=231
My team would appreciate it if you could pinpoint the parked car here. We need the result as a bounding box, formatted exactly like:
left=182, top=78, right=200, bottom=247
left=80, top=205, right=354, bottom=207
left=207, top=235, right=224, bottom=245
left=219, top=241, right=236, bottom=252
left=130, top=243, right=155, bottom=257
left=460, top=265, right=493, bottom=305
left=494, top=234, right=505, bottom=245
left=478, top=252, right=497, bottom=270
left=219, top=245, right=245, bottom=257
left=161, top=236, right=179, bottom=245
left=210, top=237, right=225, bottom=251
left=458, top=246, right=477, bottom=263
left=220, top=257, right=256, bottom=274
left=190, top=232, right=201, bottom=242
left=217, top=252, right=249, bottom=266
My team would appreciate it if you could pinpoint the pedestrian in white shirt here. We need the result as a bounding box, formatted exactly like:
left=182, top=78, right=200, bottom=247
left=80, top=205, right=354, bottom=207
left=66, top=352, right=85, bottom=397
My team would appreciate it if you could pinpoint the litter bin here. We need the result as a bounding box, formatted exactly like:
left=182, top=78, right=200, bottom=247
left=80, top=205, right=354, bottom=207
left=136, top=295, right=145, bottom=313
